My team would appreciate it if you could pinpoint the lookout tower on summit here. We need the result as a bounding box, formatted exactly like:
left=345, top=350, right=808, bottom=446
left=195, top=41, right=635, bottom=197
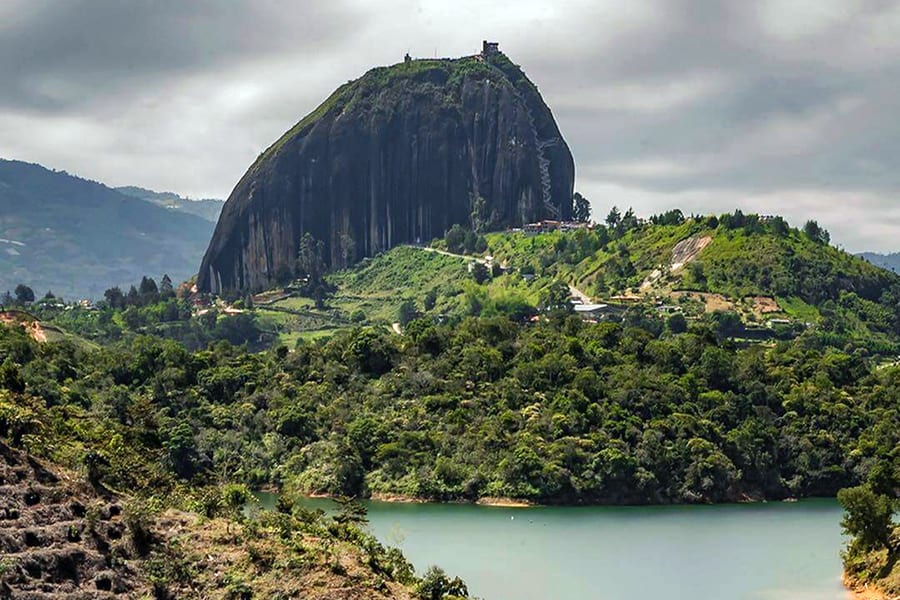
left=481, top=40, right=500, bottom=56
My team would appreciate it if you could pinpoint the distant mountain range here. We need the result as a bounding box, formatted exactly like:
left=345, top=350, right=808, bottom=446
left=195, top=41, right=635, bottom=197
left=858, top=252, right=900, bottom=273
left=0, top=159, right=216, bottom=299
left=116, top=186, right=223, bottom=222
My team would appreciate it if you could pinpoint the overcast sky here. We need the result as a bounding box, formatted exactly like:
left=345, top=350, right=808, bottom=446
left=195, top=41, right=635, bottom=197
left=1, top=0, right=899, bottom=251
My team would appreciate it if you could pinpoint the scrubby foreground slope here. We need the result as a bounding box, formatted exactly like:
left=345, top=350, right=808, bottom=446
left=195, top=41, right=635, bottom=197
left=0, top=440, right=144, bottom=598
left=0, top=440, right=445, bottom=600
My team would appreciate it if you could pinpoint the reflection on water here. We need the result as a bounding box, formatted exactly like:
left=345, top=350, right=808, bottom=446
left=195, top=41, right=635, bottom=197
left=252, top=493, right=846, bottom=600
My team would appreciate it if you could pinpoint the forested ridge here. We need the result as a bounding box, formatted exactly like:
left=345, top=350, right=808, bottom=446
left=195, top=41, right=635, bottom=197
left=2, top=304, right=897, bottom=506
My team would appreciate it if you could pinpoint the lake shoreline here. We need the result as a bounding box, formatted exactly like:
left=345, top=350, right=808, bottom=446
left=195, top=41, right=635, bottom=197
left=291, top=489, right=823, bottom=509
left=844, top=573, right=892, bottom=600
left=303, top=491, right=533, bottom=508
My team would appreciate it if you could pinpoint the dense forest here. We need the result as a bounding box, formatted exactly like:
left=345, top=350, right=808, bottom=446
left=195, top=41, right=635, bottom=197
left=2, top=302, right=897, bottom=506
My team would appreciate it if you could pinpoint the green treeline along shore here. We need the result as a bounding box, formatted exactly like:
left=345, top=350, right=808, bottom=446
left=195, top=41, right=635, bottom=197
left=1, top=210, right=898, bottom=596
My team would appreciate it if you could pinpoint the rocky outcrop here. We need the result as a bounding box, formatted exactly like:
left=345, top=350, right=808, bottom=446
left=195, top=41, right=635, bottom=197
left=198, top=49, right=575, bottom=294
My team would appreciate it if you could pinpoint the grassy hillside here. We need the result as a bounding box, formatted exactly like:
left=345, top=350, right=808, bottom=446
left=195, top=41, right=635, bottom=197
left=253, top=246, right=552, bottom=346
left=252, top=211, right=900, bottom=353
left=0, top=159, right=214, bottom=299
left=481, top=214, right=900, bottom=350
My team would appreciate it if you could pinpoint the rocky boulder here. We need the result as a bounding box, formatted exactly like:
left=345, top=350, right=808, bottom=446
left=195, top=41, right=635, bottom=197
left=198, top=48, right=574, bottom=294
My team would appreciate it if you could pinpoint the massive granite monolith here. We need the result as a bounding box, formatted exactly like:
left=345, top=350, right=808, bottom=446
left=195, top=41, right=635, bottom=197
left=198, top=47, right=575, bottom=294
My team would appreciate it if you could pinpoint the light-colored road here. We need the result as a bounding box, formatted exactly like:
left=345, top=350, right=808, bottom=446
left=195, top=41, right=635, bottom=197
left=416, top=246, right=488, bottom=265
left=568, top=284, right=592, bottom=304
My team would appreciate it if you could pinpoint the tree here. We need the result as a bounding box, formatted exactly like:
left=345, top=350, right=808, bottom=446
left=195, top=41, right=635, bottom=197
left=688, top=261, right=706, bottom=288
left=837, top=485, right=894, bottom=551
left=160, top=274, right=175, bottom=298
left=139, top=276, right=158, bottom=297
left=605, top=206, right=621, bottom=230
left=621, top=208, right=639, bottom=232
left=0, top=357, right=25, bottom=393
left=721, top=209, right=747, bottom=230
left=14, top=284, right=34, bottom=304
left=82, top=450, right=110, bottom=488
left=463, top=230, right=478, bottom=254
left=470, top=195, right=493, bottom=234
left=424, top=288, right=438, bottom=311
left=219, top=483, right=252, bottom=535
left=769, top=216, right=790, bottom=236
left=667, top=313, right=688, bottom=334
left=297, top=232, right=326, bottom=286
left=333, top=496, right=369, bottom=526
left=445, top=225, right=467, bottom=254
left=398, top=299, right=419, bottom=326
left=471, top=262, right=490, bottom=284
left=710, top=310, right=744, bottom=339
left=650, top=209, right=684, bottom=226
left=163, top=420, right=200, bottom=479
left=540, top=280, right=572, bottom=313
left=417, top=566, right=468, bottom=600
left=339, top=232, right=357, bottom=266
left=804, top=220, right=830, bottom=245
left=572, top=192, right=591, bottom=223
left=104, top=286, right=125, bottom=309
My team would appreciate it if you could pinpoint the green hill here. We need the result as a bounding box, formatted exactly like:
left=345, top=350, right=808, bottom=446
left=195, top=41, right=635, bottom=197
left=116, top=185, right=224, bottom=222
left=250, top=210, right=900, bottom=353
left=0, top=159, right=215, bottom=299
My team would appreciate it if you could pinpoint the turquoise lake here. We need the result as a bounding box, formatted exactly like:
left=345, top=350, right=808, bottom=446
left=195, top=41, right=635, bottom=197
left=258, top=494, right=847, bottom=600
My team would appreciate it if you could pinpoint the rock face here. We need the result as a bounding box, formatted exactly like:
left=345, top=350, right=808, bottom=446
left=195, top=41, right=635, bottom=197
left=198, top=49, right=575, bottom=293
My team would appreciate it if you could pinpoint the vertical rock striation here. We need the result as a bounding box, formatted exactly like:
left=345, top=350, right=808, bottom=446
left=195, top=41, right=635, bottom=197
left=198, top=48, right=575, bottom=294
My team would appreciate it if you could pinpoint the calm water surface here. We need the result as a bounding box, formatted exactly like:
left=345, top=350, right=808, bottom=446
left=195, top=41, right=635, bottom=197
left=258, top=494, right=846, bottom=600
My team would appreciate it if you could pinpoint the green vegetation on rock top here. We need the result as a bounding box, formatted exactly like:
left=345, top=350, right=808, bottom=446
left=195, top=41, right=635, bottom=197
left=256, top=53, right=515, bottom=166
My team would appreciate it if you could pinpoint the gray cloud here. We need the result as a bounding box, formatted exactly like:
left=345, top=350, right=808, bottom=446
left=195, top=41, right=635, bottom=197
left=0, top=0, right=898, bottom=251
left=0, top=1, right=358, bottom=111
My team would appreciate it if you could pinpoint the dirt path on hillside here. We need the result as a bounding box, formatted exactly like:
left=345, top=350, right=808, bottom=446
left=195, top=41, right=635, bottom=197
left=0, top=310, right=48, bottom=342
left=416, top=246, right=487, bottom=264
